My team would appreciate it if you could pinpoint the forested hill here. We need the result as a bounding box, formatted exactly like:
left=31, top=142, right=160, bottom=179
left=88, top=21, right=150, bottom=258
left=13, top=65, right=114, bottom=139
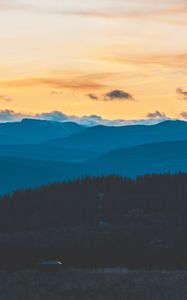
left=1, top=173, right=187, bottom=232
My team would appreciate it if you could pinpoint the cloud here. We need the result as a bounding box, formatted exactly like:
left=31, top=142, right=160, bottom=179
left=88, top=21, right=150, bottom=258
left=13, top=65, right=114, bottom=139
left=0, top=76, right=105, bottom=91
left=87, top=89, right=134, bottom=101
left=51, top=91, right=63, bottom=95
left=146, top=111, right=167, bottom=119
left=59, top=4, right=187, bottom=21
left=103, top=53, right=187, bottom=70
left=35, top=111, right=70, bottom=122
left=0, top=1, right=36, bottom=13
left=87, top=93, right=99, bottom=100
left=0, top=95, right=12, bottom=102
left=104, top=89, right=134, bottom=101
left=1, top=0, right=187, bottom=28
left=34, top=111, right=106, bottom=126
left=0, top=109, right=170, bottom=126
left=0, top=110, right=69, bottom=123
left=180, top=112, right=187, bottom=120
left=0, top=110, right=27, bottom=122
left=177, top=88, right=187, bottom=100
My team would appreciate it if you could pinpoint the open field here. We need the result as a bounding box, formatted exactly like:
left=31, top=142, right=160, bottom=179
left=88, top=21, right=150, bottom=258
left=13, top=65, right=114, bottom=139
left=0, top=268, right=187, bottom=300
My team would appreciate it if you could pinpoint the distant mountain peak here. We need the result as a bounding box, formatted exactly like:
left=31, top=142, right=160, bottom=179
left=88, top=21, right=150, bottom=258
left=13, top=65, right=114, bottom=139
left=21, top=118, right=85, bottom=128
left=21, top=118, right=55, bottom=124
left=0, top=118, right=85, bottom=145
left=156, top=120, right=187, bottom=127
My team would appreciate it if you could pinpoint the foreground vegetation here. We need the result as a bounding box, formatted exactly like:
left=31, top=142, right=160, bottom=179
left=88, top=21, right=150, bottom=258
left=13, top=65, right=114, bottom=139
left=0, top=173, right=187, bottom=269
left=0, top=268, right=187, bottom=300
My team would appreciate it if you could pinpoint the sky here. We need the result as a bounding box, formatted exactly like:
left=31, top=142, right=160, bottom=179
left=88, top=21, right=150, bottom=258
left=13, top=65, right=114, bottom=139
left=0, top=0, right=187, bottom=124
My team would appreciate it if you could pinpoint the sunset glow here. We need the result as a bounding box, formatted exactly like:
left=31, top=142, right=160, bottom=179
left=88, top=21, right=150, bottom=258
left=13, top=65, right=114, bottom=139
left=0, top=0, right=187, bottom=122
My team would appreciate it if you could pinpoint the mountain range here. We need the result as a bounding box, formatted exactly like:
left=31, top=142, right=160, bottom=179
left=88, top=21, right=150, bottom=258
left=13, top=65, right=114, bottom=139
left=44, top=120, right=187, bottom=151
left=0, top=118, right=85, bottom=144
left=0, top=118, right=187, bottom=194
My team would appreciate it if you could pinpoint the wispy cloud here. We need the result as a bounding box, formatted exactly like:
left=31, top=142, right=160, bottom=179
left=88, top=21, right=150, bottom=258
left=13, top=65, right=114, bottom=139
left=0, top=0, right=36, bottom=13
left=3, top=0, right=186, bottom=26
left=0, top=76, right=105, bottom=91
left=177, top=88, right=187, bottom=100
left=103, top=53, right=187, bottom=69
left=0, top=94, right=12, bottom=102
left=60, top=4, right=187, bottom=21
left=87, top=93, right=99, bottom=100
left=51, top=91, right=64, bottom=95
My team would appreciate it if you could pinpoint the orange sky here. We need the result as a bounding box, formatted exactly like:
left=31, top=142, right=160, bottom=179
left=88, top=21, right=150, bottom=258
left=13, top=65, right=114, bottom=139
left=0, top=0, right=187, bottom=122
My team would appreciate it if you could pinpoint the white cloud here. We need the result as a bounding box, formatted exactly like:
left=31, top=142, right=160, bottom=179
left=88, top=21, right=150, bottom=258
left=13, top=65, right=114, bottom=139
left=0, top=109, right=170, bottom=126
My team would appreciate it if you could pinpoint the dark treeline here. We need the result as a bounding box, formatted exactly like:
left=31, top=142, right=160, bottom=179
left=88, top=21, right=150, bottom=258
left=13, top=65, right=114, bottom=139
left=1, top=173, right=187, bottom=269
left=1, top=173, right=187, bottom=231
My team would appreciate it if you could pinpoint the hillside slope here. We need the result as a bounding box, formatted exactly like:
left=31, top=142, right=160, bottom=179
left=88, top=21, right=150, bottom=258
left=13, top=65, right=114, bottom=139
left=1, top=140, right=187, bottom=194
left=45, top=120, right=187, bottom=151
